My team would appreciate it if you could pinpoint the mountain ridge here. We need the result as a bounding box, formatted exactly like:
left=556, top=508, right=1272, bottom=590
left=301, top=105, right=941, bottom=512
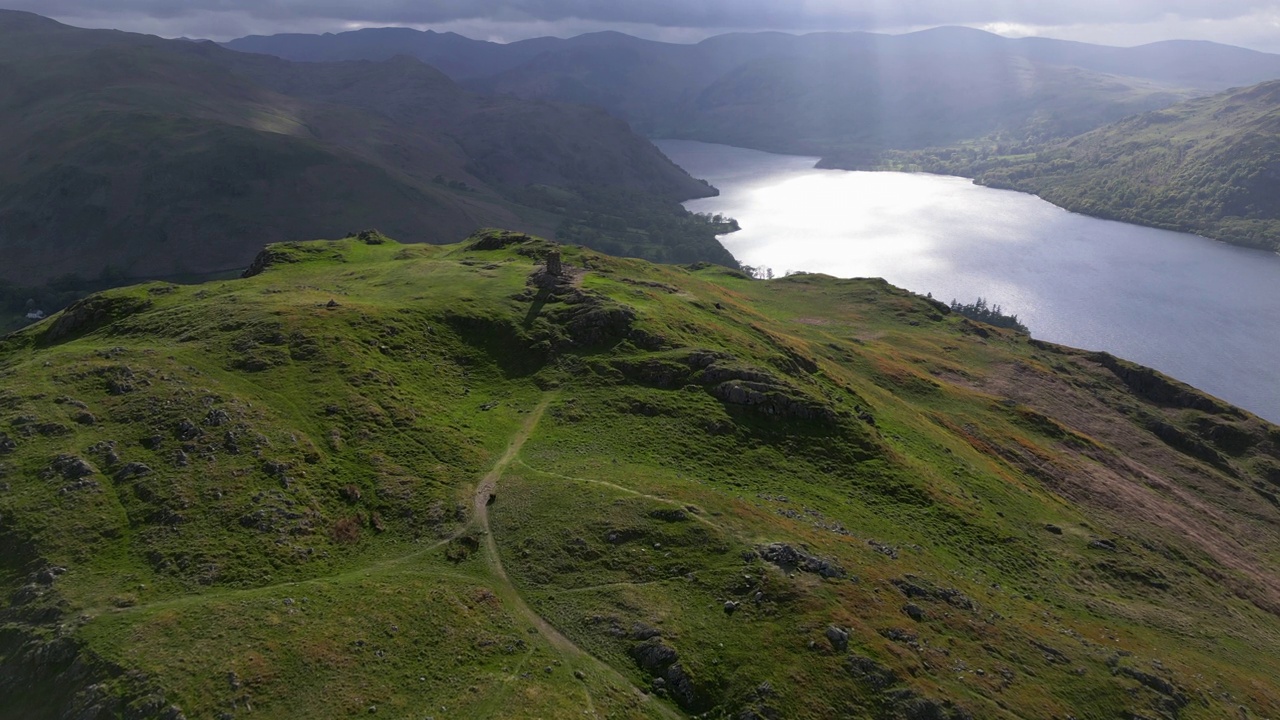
left=226, top=23, right=1280, bottom=147
left=0, top=11, right=732, bottom=326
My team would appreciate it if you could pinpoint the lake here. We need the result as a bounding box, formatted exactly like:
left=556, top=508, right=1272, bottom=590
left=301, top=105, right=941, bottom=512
left=656, top=139, right=1280, bottom=424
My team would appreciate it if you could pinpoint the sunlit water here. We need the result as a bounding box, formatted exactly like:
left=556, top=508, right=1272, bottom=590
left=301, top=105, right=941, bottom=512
left=657, top=140, right=1280, bottom=423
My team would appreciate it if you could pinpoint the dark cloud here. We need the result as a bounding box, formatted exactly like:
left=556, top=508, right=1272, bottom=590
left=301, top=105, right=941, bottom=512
left=8, top=0, right=1277, bottom=28
left=4, top=0, right=1279, bottom=50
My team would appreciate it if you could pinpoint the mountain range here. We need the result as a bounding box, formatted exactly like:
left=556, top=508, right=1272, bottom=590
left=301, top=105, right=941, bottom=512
left=0, top=11, right=724, bottom=293
left=227, top=24, right=1280, bottom=251
left=228, top=25, right=1280, bottom=154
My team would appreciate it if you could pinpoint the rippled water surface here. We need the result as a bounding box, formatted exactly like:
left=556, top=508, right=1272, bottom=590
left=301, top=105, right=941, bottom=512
left=657, top=139, right=1280, bottom=422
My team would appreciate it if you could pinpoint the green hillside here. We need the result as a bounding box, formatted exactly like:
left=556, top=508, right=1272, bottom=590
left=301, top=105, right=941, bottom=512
left=846, top=80, right=1280, bottom=252
left=977, top=81, right=1280, bottom=251
left=2, top=231, right=1278, bottom=719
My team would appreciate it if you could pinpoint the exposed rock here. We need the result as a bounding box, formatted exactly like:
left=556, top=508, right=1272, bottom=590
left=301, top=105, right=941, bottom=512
left=204, top=409, right=231, bottom=427
left=356, top=230, right=387, bottom=245
left=59, top=479, right=100, bottom=494
left=1045, top=524, right=1064, bottom=535
left=1030, top=639, right=1071, bottom=664
left=73, top=412, right=97, bottom=426
left=466, top=229, right=532, bottom=251
left=113, top=463, right=152, bottom=482
left=0, top=433, right=15, bottom=454
left=825, top=625, right=850, bottom=652
left=847, top=654, right=899, bottom=690
left=885, top=688, right=974, bottom=720
left=174, top=420, right=200, bottom=442
left=628, top=641, right=702, bottom=709
left=1146, top=419, right=1231, bottom=469
left=36, top=566, right=67, bottom=585
left=1115, top=666, right=1189, bottom=708
left=758, top=543, right=846, bottom=579
left=611, top=350, right=836, bottom=422
left=880, top=628, right=918, bottom=644
left=631, top=640, right=679, bottom=674
left=664, top=663, right=697, bottom=708
left=1089, top=538, right=1118, bottom=552
left=903, top=603, right=926, bottom=622
left=630, top=623, right=662, bottom=641
left=891, top=576, right=977, bottom=611
left=39, top=294, right=152, bottom=345
left=14, top=417, right=72, bottom=437
left=710, top=380, right=833, bottom=422
left=90, top=441, right=120, bottom=467
left=48, top=455, right=96, bottom=480
left=1090, top=352, right=1236, bottom=415
left=868, top=540, right=899, bottom=559
left=724, top=601, right=740, bottom=615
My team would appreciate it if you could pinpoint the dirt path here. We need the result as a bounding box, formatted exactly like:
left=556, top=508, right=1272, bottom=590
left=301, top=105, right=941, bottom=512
left=474, top=395, right=681, bottom=720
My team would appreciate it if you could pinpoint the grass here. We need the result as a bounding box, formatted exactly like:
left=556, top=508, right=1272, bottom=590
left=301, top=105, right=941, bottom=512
left=1, top=231, right=1278, bottom=718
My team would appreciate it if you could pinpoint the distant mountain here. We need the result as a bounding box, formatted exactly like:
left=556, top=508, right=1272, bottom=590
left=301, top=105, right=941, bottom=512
left=0, top=11, right=721, bottom=291
left=226, top=25, right=1280, bottom=154
left=227, top=27, right=563, bottom=79
left=967, top=80, right=1280, bottom=252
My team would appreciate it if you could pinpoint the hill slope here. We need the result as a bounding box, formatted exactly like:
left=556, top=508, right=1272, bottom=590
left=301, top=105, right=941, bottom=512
left=2, top=231, right=1278, bottom=719
left=878, top=79, right=1280, bottom=251
left=0, top=11, right=723, bottom=295
left=968, top=80, right=1280, bottom=251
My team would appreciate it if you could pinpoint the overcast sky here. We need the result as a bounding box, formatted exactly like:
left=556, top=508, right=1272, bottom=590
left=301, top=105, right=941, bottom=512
left=6, top=0, right=1280, bottom=52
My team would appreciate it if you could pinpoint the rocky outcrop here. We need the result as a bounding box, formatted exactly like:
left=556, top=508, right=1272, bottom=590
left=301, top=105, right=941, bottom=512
left=891, top=576, right=978, bottom=612
left=758, top=543, right=847, bottom=579
left=629, top=639, right=703, bottom=711
left=466, top=228, right=533, bottom=251
left=612, top=350, right=838, bottom=423
left=1091, top=352, right=1237, bottom=416
left=38, top=294, right=152, bottom=346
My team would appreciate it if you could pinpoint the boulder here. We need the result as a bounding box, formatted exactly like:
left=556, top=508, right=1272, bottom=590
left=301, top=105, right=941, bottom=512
left=49, top=454, right=96, bottom=480
left=759, top=543, right=846, bottom=579
left=825, top=625, right=850, bottom=652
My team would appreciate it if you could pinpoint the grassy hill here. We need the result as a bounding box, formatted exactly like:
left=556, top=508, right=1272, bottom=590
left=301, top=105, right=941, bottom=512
left=0, top=11, right=729, bottom=328
left=2, top=230, right=1278, bottom=718
left=976, top=81, right=1280, bottom=252
left=863, top=80, right=1280, bottom=252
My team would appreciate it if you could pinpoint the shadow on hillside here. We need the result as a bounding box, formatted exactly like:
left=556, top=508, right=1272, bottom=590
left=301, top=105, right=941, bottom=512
left=522, top=287, right=553, bottom=329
